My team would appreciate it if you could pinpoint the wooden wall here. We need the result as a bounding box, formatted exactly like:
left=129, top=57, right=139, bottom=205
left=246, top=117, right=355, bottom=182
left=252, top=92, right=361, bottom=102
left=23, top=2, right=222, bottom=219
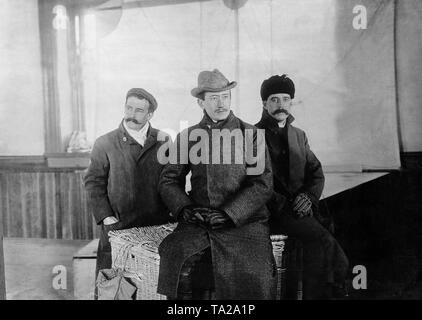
left=0, top=168, right=100, bottom=240
left=0, top=235, right=5, bottom=300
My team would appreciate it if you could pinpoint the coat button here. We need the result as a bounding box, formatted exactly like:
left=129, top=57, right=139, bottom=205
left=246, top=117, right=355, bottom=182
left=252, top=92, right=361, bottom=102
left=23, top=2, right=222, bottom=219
left=123, top=137, right=127, bottom=142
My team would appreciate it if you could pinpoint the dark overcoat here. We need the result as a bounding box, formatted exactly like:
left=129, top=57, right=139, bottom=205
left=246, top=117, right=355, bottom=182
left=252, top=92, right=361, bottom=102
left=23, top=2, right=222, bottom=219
left=84, top=121, right=171, bottom=275
left=157, top=111, right=276, bottom=300
left=255, top=111, right=324, bottom=219
left=256, top=110, right=349, bottom=298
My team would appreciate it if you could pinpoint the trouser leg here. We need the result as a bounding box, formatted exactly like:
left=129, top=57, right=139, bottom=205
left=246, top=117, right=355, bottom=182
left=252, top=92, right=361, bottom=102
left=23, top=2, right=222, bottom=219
left=279, top=214, right=349, bottom=299
left=176, top=250, right=206, bottom=300
left=94, top=225, right=112, bottom=300
left=192, top=248, right=215, bottom=300
left=175, top=247, right=215, bottom=300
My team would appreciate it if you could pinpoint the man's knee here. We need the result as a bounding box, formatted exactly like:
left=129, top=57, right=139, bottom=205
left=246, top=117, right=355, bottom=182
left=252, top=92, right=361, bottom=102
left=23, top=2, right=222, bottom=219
left=177, top=248, right=214, bottom=299
left=284, top=216, right=332, bottom=244
left=95, top=251, right=112, bottom=276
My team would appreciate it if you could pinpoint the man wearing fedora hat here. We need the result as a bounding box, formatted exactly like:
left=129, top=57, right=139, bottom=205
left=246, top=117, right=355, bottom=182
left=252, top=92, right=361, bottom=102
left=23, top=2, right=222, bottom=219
left=84, top=88, right=172, bottom=297
left=255, top=74, right=349, bottom=299
left=157, top=69, right=276, bottom=299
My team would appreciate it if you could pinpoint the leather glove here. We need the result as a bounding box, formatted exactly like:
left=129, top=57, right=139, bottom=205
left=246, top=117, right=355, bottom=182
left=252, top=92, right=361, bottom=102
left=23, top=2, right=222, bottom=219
left=205, top=209, right=234, bottom=230
left=179, top=205, right=206, bottom=224
left=292, top=193, right=313, bottom=218
left=296, top=206, right=313, bottom=219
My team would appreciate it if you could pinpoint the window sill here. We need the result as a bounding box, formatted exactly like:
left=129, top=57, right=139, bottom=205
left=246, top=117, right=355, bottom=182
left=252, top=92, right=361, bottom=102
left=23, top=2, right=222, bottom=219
left=45, top=153, right=90, bottom=168
left=0, top=153, right=90, bottom=172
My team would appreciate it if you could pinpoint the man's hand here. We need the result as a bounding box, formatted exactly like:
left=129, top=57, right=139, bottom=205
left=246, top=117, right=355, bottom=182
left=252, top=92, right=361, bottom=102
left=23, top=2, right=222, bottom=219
left=103, top=216, right=119, bottom=225
left=179, top=205, right=206, bottom=224
left=292, top=193, right=313, bottom=218
left=206, top=209, right=234, bottom=230
left=296, top=207, right=313, bottom=219
left=179, top=206, right=234, bottom=229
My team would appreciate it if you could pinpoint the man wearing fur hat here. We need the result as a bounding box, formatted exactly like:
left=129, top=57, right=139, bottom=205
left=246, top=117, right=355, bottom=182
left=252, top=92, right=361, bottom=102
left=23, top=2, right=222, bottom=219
left=157, top=69, right=276, bottom=299
left=84, top=88, right=171, bottom=297
left=255, top=75, right=349, bottom=299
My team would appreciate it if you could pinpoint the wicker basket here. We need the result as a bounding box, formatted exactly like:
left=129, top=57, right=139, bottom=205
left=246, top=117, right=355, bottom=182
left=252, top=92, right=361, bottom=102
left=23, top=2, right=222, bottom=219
left=109, top=223, right=177, bottom=300
left=110, top=224, right=287, bottom=300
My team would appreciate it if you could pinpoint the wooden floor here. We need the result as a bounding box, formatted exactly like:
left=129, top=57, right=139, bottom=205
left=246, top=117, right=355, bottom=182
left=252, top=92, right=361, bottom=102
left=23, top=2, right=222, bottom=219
left=3, top=238, right=89, bottom=300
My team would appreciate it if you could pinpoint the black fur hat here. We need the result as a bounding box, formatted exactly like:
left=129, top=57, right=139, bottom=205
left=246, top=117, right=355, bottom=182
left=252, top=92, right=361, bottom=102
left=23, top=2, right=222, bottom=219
left=260, top=74, right=295, bottom=101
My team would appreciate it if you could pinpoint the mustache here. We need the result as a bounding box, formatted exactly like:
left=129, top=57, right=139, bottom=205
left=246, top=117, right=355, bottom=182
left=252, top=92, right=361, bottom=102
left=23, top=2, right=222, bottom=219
left=272, top=109, right=289, bottom=116
left=125, top=117, right=141, bottom=124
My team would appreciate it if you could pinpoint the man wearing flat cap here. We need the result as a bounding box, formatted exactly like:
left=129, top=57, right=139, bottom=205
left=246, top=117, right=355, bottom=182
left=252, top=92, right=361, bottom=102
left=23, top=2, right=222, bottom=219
left=157, top=69, right=276, bottom=299
left=255, top=75, right=349, bottom=299
left=84, top=88, right=171, bottom=297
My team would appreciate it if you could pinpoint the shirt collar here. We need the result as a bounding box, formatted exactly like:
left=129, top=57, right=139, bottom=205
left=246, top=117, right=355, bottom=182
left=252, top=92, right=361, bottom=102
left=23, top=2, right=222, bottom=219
left=278, top=119, right=287, bottom=128
left=259, top=109, right=294, bottom=131
left=199, top=110, right=237, bottom=129
left=123, top=120, right=150, bottom=146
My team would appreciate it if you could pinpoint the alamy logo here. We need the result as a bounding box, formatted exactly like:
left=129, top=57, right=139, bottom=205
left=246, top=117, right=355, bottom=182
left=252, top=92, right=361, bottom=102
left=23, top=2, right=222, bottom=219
left=157, top=125, right=266, bottom=175
left=52, top=265, right=67, bottom=290
left=352, top=5, right=367, bottom=30
left=352, top=265, right=367, bottom=290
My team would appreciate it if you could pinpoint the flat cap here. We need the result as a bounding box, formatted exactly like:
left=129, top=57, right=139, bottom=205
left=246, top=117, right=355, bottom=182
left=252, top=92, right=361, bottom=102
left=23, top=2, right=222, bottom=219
left=126, top=88, right=158, bottom=112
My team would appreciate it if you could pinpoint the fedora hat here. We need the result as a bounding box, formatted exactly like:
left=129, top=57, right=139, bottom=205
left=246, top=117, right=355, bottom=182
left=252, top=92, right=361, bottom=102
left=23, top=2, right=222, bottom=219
left=191, top=69, right=237, bottom=98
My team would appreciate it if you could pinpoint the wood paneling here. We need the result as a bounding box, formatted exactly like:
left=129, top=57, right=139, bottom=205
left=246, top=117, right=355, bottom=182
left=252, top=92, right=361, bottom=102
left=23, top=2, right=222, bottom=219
left=0, top=236, right=5, bottom=300
left=0, top=170, right=100, bottom=240
left=0, top=176, right=5, bottom=299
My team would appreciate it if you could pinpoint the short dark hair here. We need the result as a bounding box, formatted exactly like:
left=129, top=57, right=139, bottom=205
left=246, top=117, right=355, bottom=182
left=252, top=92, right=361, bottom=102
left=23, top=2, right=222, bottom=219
left=197, top=92, right=205, bottom=101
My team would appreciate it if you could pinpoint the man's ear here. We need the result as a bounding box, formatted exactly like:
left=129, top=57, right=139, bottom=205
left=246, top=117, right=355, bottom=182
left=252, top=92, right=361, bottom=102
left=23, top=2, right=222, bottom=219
left=262, top=100, right=268, bottom=110
left=197, top=99, right=204, bottom=109
left=147, top=112, right=154, bottom=121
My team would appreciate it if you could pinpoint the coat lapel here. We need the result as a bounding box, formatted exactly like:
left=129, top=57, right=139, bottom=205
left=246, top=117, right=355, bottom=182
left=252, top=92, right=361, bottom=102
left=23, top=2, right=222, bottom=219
left=117, top=120, right=138, bottom=167
left=136, top=127, right=158, bottom=163
left=199, top=110, right=238, bottom=130
left=257, top=110, right=296, bottom=193
left=287, top=124, right=297, bottom=193
left=287, top=120, right=305, bottom=193
left=117, top=120, right=159, bottom=164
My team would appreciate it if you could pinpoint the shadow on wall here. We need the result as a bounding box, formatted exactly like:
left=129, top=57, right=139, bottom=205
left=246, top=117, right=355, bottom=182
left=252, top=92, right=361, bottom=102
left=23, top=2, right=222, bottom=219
left=395, top=0, right=422, bottom=153
left=333, top=0, right=399, bottom=169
